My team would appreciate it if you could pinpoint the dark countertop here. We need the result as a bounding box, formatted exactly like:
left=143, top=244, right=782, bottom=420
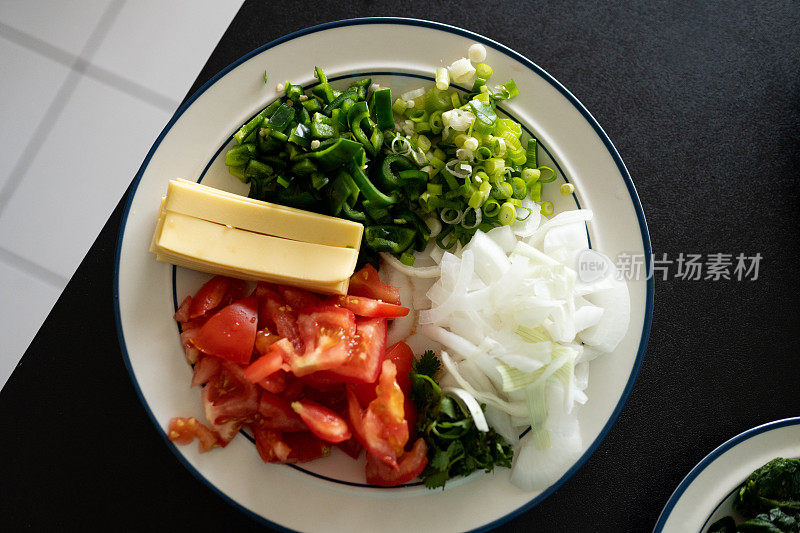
left=2, top=1, right=798, bottom=531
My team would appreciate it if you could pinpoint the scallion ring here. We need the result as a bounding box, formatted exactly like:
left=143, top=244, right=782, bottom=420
left=537, top=166, right=556, bottom=183
left=440, top=207, right=464, bottom=225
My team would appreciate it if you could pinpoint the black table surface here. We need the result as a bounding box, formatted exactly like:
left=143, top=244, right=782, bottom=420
left=2, top=1, right=799, bottom=531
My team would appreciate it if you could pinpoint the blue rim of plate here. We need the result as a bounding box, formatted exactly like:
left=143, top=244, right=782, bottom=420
left=654, top=417, right=800, bottom=532
left=113, top=17, right=654, bottom=533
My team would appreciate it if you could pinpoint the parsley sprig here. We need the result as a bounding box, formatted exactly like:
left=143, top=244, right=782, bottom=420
left=410, top=351, right=513, bottom=489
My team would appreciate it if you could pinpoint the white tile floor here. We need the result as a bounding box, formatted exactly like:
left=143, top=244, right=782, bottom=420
left=0, top=0, right=243, bottom=390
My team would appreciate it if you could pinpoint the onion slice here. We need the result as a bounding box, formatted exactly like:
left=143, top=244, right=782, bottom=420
left=379, top=252, right=441, bottom=278
left=444, top=387, right=489, bottom=432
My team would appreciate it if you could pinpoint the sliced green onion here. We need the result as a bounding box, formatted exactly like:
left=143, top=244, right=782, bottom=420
left=415, top=121, right=431, bottom=134
left=475, top=63, right=493, bottom=79
left=400, top=252, right=416, bottom=266
left=450, top=92, right=461, bottom=108
left=263, top=71, right=268, bottom=84
left=560, top=183, right=575, bottom=196
left=408, top=109, right=429, bottom=123
left=276, top=175, right=291, bottom=188
left=498, top=201, right=516, bottom=225
left=392, top=98, right=408, bottom=115
left=530, top=181, right=542, bottom=202
left=427, top=183, right=443, bottom=196
left=482, top=198, right=501, bottom=217
left=524, top=138, right=538, bottom=168
left=540, top=201, right=554, bottom=216
left=435, top=67, right=450, bottom=90
left=538, top=166, right=556, bottom=183
left=416, top=134, right=432, bottom=153
left=511, top=177, right=527, bottom=200
left=429, top=110, right=444, bottom=134
left=475, top=146, right=492, bottom=160
left=491, top=181, right=513, bottom=199
left=522, top=167, right=541, bottom=185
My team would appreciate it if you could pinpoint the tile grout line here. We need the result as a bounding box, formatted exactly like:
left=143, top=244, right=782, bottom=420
left=0, top=0, right=128, bottom=288
left=0, top=246, right=69, bottom=289
left=0, top=0, right=128, bottom=214
left=0, top=6, right=178, bottom=114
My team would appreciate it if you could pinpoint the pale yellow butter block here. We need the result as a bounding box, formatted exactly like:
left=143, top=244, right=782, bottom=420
left=156, top=211, right=357, bottom=284
left=167, top=179, right=362, bottom=248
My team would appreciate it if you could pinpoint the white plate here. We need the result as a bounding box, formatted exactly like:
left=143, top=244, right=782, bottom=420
left=115, top=18, right=653, bottom=532
left=655, top=418, right=800, bottom=532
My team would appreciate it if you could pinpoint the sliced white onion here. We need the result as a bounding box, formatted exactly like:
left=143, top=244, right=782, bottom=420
left=448, top=57, right=476, bottom=82
left=468, top=43, right=487, bottom=62
left=379, top=252, right=441, bottom=278
left=445, top=387, right=489, bottom=432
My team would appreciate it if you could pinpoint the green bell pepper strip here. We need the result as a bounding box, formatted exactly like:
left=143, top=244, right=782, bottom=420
left=370, top=126, right=383, bottom=154
left=287, top=123, right=311, bottom=148
left=229, top=164, right=246, bottom=182
left=363, top=201, right=393, bottom=224
left=348, top=101, right=378, bottom=156
left=397, top=207, right=431, bottom=251
left=380, top=154, right=415, bottom=190
left=310, top=172, right=329, bottom=190
left=284, top=82, right=303, bottom=102
left=312, top=82, right=335, bottom=104
left=244, top=160, right=274, bottom=180
left=364, top=226, right=416, bottom=253
left=297, top=107, right=311, bottom=127
left=302, top=98, right=322, bottom=113
left=314, top=66, right=328, bottom=84
left=398, top=169, right=429, bottom=199
left=225, top=144, right=256, bottom=166
left=370, top=88, right=394, bottom=130
left=306, top=138, right=363, bottom=170
left=349, top=78, right=372, bottom=100
left=340, top=202, right=366, bottom=222
left=324, top=87, right=358, bottom=115
left=350, top=161, right=399, bottom=208
left=234, top=99, right=281, bottom=144
left=268, top=103, right=296, bottom=132
left=290, top=158, right=317, bottom=176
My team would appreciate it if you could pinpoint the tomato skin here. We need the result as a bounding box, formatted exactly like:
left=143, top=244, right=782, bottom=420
left=291, top=400, right=352, bottom=443
left=337, top=295, right=409, bottom=318
left=252, top=426, right=331, bottom=463
left=278, top=286, right=324, bottom=311
left=192, top=296, right=258, bottom=365
left=168, top=417, right=223, bottom=453
left=337, top=437, right=363, bottom=459
left=201, top=360, right=259, bottom=441
left=290, top=307, right=357, bottom=376
left=258, top=369, right=288, bottom=394
left=365, top=438, right=428, bottom=486
left=191, top=355, right=221, bottom=387
left=180, top=328, right=202, bottom=364
left=257, top=392, right=307, bottom=432
left=258, top=287, right=304, bottom=352
left=348, top=264, right=401, bottom=305
left=243, top=347, right=283, bottom=383
left=386, top=342, right=417, bottom=438
left=187, top=276, right=231, bottom=319
left=326, top=318, right=387, bottom=384
left=347, top=360, right=409, bottom=468
left=174, top=296, right=192, bottom=323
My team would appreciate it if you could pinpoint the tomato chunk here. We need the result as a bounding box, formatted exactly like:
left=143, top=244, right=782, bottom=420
left=385, top=342, right=417, bottom=437
left=258, top=369, right=288, bottom=394
left=174, top=296, right=192, bottom=323
left=290, top=306, right=356, bottom=376
left=187, top=276, right=232, bottom=319
left=243, top=347, right=284, bottom=383
left=191, top=355, right=221, bottom=387
left=179, top=328, right=201, bottom=364
left=253, top=427, right=292, bottom=463
left=258, top=286, right=304, bottom=352
left=168, top=417, right=223, bottom=453
left=365, top=438, right=428, bottom=486
left=252, top=426, right=331, bottom=463
left=257, top=391, right=307, bottom=432
left=347, top=360, right=409, bottom=468
left=291, top=400, right=351, bottom=443
left=337, top=295, right=409, bottom=318
left=327, top=317, right=386, bottom=384
left=192, top=296, right=258, bottom=365
left=348, top=264, right=401, bottom=305
left=278, top=286, right=324, bottom=311
left=337, top=437, right=363, bottom=459
left=201, top=360, right=259, bottom=441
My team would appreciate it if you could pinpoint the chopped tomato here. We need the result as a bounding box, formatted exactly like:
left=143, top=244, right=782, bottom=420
left=385, top=342, right=417, bottom=437
left=179, top=328, right=201, bottom=364
left=257, top=391, right=307, bottom=432
left=278, top=286, right=324, bottom=311
left=347, top=360, right=409, bottom=468
left=284, top=432, right=331, bottom=462
left=191, top=355, right=221, bottom=387
left=291, top=400, right=351, bottom=443
left=168, top=417, right=223, bottom=453
left=348, top=264, right=401, bottom=305
left=258, top=369, right=288, bottom=394
left=192, top=296, right=258, bottom=365
left=253, top=426, right=291, bottom=462
left=337, top=295, right=409, bottom=318
left=174, top=296, right=192, bottom=323
left=187, top=276, right=232, bottom=319
left=327, top=318, right=386, bottom=384
left=290, top=306, right=356, bottom=376
left=201, top=360, right=259, bottom=441
left=253, top=427, right=330, bottom=463
left=254, top=328, right=281, bottom=356
left=258, top=287, right=304, bottom=352
left=365, top=438, right=428, bottom=486
left=243, top=346, right=284, bottom=383
left=337, top=437, right=363, bottom=459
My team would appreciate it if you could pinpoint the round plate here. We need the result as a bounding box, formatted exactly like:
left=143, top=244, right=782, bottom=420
left=655, top=418, right=800, bottom=532
left=114, top=18, right=653, bottom=532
